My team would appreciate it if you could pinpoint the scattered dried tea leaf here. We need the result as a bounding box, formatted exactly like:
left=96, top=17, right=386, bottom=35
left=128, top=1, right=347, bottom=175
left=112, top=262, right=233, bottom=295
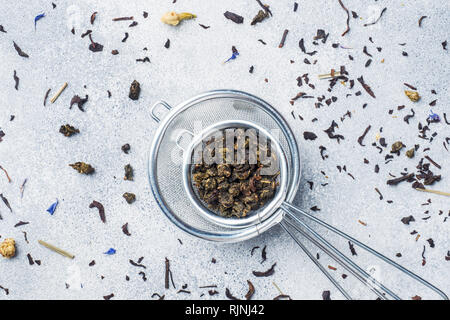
left=251, top=10, right=269, bottom=25
left=70, top=95, right=88, bottom=111
left=224, top=11, right=243, bottom=24
left=252, top=263, right=276, bottom=277
left=0, top=194, right=12, bottom=212
left=303, top=131, right=317, bottom=141
left=122, top=223, right=131, bottom=236
left=13, top=70, right=19, bottom=90
left=121, top=143, right=130, bottom=154
left=89, top=200, right=106, bottom=223
left=391, top=141, right=405, bottom=153
left=245, top=280, right=255, bottom=300
left=322, top=290, right=331, bottom=300
left=88, top=34, right=103, bottom=52
left=401, top=215, right=415, bottom=225
left=13, top=42, right=29, bottom=58
left=59, top=124, right=79, bottom=137
left=123, top=192, right=136, bottom=204
left=129, top=80, right=140, bottom=100
left=69, top=162, right=95, bottom=175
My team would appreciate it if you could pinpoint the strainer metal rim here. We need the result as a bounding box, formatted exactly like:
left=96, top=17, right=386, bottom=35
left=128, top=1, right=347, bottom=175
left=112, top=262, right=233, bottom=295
left=147, top=89, right=302, bottom=242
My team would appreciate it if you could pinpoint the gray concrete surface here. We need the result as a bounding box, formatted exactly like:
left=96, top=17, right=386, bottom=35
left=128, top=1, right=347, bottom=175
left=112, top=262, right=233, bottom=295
left=0, top=0, right=448, bottom=300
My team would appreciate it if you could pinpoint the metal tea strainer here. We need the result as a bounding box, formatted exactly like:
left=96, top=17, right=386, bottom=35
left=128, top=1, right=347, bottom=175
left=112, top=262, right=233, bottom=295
left=147, top=89, right=448, bottom=300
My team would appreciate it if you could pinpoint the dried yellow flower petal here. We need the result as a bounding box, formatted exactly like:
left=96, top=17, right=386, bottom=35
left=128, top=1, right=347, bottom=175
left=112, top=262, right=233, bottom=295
left=161, top=11, right=196, bottom=26
left=405, top=90, right=420, bottom=102
left=0, top=238, right=16, bottom=258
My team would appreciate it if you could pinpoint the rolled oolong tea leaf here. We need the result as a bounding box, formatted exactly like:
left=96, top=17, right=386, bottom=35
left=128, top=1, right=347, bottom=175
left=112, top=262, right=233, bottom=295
left=391, top=141, right=405, bottom=153
left=123, top=192, right=136, bottom=204
left=191, top=129, right=279, bottom=218
left=0, top=238, right=16, bottom=259
left=59, top=124, right=79, bottom=137
left=121, top=143, right=131, bottom=154
left=69, top=162, right=95, bottom=174
left=405, top=90, right=420, bottom=102
left=124, top=164, right=134, bottom=181
left=406, top=148, right=415, bottom=158
left=129, top=80, right=140, bottom=100
left=251, top=10, right=269, bottom=25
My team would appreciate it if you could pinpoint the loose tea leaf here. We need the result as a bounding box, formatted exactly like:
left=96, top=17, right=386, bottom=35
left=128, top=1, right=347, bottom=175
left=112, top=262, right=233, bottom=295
left=43, top=89, right=51, bottom=106
left=364, top=7, right=387, bottom=26
left=90, top=12, right=97, bottom=25
left=121, top=143, right=130, bottom=154
left=124, top=164, right=134, bottom=181
left=357, top=125, right=371, bottom=146
left=278, top=29, right=289, bottom=48
left=225, top=288, right=239, bottom=300
left=401, top=215, right=415, bottom=225
left=123, top=192, right=136, bottom=204
left=0, top=194, right=12, bottom=212
left=13, top=42, right=29, bottom=58
left=59, top=124, right=79, bottom=137
left=357, top=76, right=375, bottom=98
left=391, top=141, right=405, bottom=153
left=322, top=290, right=331, bottom=300
left=88, top=34, right=103, bottom=52
left=129, top=80, right=140, bottom=100
left=303, top=131, right=318, bottom=141
left=13, top=70, right=19, bottom=90
left=245, top=280, right=255, bottom=300
left=252, top=263, right=276, bottom=277
left=69, top=162, right=95, bottom=175
left=89, top=200, right=106, bottom=223
left=70, top=95, right=88, bottom=111
left=122, top=223, right=131, bottom=236
left=224, top=11, right=243, bottom=24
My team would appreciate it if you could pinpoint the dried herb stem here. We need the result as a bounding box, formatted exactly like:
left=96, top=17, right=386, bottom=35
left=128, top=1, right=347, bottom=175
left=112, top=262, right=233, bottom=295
left=415, top=188, right=450, bottom=197
left=38, top=240, right=74, bottom=259
left=50, top=82, right=68, bottom=103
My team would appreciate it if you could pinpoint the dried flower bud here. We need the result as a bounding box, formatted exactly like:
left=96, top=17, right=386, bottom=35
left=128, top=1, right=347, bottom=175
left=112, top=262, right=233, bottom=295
left=405, top=90, right=420, bottom=102
left=69, top=162, right=95, bottom=174
left=161, top=11, right=196, bottom=26
left=123, top=192, right=136, bottom=204
left=0, top=238, right=16, bottom=258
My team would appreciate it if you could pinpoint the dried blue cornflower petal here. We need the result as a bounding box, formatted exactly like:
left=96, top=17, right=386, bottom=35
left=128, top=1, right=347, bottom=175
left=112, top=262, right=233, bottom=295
left=46, top=199, right=58, bottom=215
left=224, top=46, right=239, bottom=63
left=104, top=248, right=116, bottom=255
left=428, top=110, right=440, bottom=122
left=34, top=13, right=45, bottom=30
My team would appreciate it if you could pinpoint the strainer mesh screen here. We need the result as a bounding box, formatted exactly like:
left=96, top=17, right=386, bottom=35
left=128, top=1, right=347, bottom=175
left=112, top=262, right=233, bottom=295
left=155, top=96, right=295, bottom=233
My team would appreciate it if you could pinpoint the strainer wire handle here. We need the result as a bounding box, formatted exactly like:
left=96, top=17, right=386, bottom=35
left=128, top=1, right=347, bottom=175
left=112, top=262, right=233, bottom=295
left=280, top=202, right=449, bottom=300
left=150, top=100, right=172, bottom=123
left=281, top=219, right=388, bottom=300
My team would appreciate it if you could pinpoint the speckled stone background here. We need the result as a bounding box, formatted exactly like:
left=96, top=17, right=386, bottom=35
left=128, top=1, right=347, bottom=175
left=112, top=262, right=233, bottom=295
left=0, top=0, right=448, bottom=300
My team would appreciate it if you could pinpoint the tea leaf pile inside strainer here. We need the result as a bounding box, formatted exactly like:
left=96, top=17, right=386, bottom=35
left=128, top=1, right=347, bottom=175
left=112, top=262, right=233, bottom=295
left=182, top=120, right=288, bottom=229
left=148, top=90, right=301, bottom=242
